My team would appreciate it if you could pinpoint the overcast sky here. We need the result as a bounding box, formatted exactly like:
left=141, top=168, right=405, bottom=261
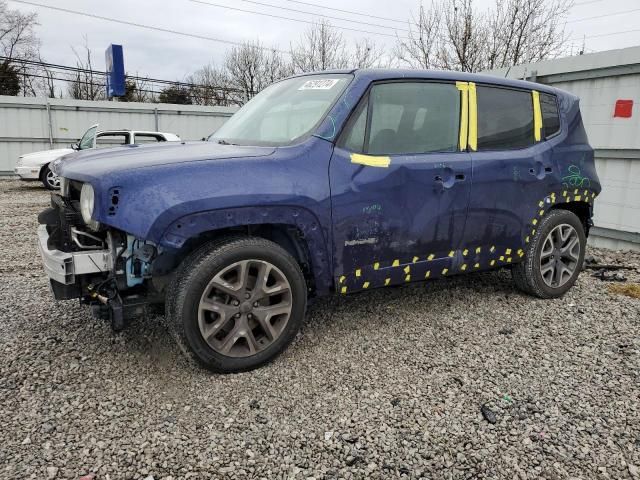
left=8, top=0, right=639, bottom=81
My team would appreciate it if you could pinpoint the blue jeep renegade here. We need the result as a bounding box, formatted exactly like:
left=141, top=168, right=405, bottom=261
left=37, top=69, right=600, bottom=372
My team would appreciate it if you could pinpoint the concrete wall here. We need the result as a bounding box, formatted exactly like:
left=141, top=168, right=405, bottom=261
left=485, top=46, right=640, bottom=251
left=0, top=96, right=237, bottom=174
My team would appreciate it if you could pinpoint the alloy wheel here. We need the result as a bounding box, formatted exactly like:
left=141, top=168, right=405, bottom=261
left=539, top=223, right=581, bottom=288
left=198, top=259, right=293, bottom=358
left=46, top=169, right=60, bottom=189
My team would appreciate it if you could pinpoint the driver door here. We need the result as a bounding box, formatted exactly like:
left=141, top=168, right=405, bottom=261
left=329, top=80, right=472, bottom=294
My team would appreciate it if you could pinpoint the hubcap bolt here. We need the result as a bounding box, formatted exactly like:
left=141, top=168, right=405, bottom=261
left=253, top=302, right=259, bottom=307
left=245, top=293, right=251, bottom=299
left=233, top=300, right=239, bottom=306
left=235, top=313, right=240, bottom=318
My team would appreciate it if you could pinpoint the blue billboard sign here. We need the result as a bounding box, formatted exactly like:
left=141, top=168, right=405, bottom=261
left=105, top=44, right=125, bottom=97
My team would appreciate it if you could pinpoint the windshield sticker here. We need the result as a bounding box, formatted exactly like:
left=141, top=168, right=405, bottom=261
left=299, top=79, right=341, bottom=90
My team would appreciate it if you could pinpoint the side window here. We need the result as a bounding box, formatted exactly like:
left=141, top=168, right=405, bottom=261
left=540, top=93, right=560, bottom=138
left=95, top=133, right=130, bottom=148
left=134, top=133, right=165, bottom=144
left=339, top=82, right=461, bottom=155
left=477, top=86, right=534, bottom=150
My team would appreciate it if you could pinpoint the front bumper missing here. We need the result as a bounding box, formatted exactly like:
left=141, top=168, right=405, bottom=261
left=37, top=224, right=112, bottom=285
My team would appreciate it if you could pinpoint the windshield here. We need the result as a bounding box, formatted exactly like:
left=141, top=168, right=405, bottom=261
left=78, top=125, right=98, bottom=150
left=209, top=74, right=351, bottom=146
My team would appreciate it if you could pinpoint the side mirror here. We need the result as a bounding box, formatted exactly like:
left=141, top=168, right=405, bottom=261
left=70, top=143, right=79, bottom=150
left=201, top=137, right=206, bottom=141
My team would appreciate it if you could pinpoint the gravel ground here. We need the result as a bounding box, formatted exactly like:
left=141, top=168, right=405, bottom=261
left=0, top=178, right=639, bottom=480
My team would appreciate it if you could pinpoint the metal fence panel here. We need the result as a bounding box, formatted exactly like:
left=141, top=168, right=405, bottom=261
left=0, top=95, right=236, bottom=174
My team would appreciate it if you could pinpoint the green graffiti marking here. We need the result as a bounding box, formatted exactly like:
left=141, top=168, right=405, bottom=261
left=562, top=165, right=591, bottom=188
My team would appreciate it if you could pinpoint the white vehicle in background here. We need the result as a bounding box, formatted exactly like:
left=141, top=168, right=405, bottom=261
left=14, top=124, right=181, bottom=189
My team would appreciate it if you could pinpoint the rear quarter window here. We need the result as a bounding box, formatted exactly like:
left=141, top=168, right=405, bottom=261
left=477, top=86, right=534, bottom=151
left=540, top=92, right=561, bottom=138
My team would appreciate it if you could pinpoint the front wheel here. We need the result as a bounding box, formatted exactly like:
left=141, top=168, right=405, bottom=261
left=512, top=209, right=586, bottom=298
left=167, top=236, right=307, bottom=373
left=41, top=164, right=60, bottom=190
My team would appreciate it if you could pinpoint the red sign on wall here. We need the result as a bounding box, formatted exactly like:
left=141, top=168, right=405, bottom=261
left=614, top=99, right=633, bottom=118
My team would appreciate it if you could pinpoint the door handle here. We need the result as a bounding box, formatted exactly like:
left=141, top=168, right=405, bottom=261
left=455, top=173, right=465, bottom=181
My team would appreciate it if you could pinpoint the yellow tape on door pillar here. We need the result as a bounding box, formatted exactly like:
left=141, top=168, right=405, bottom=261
left=468, top=82, right=478, bottom=151
left=455, top=82, right=469, bottom=151
left=532, top=90, right=542, bottom=142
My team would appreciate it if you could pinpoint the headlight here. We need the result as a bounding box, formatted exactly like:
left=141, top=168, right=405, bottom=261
left=80, top=183, right=100, bottom=230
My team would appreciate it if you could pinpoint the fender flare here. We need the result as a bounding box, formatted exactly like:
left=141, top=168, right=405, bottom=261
left=158, top=205, right=333, bottom=295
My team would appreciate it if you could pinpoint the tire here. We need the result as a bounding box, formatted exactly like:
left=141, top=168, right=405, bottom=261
left=512, top=209, right=586, bottom=299
left=166, top=236, right=307, bottom=373
left=41, top=164, right=60, bottom=190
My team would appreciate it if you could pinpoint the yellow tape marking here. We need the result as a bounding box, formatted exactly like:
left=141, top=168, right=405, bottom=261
left=373, top=262, right=380, bottom=270
left=468, top=82, right=478, bottom=151
left=384, top=278, right=391, bottom=286
left=461, top=264, right=467, bottom=271
left=462, top=248, right=469, bottom=256
left=532, top=90, right=543, bottom=142
left=499, top=256, right=505, bottom=261
left=490, top=259, right=496, bottom=266
left=456, top=82, right=469, bottom=151
left=563, top=191, right=568, bottom=197
left=427, top=253, right=435, bottom=261
left=405, top=274, right=411, bottom=282
left=538, top=201, right=544, bottom=208
left=425, top=270, right=431, bottom=278
left=574, top=189, right=579, bottom=195
left=350, top=153, right=390, bottom=168
left=442, top=268, right=448, bottom=275
left=448, top=250, right=455, bottom=257
left=363, top=281, right=370, bottom=289
left=355, top=269, right=361, bottom=277
left=507, top=257, right=512, bottom=263
left=475, top=246, right=481, bottom=254
left=392, top=259, right=399, bottom=267
left=341, top=286, right=347, bottom=294
left=490, top=245, right=495, bottom=253
left=584, top=189, right=588, bottom=196
left=532, top=229, right=536, bottom=236
left=532, top=219, right=538, bottom=225
left=412, top=256, right=419, bottom=263
left=539, top=210, right=544, bottom=216
left=403, top=265, right=410, bottom=274
left=575, top=195, right=581, bottom=201
left=505, top=248, right=512, bottom=255
left=474, top=263, right=480, bottom=269
left=525, top=236, right=530, bottom=243
left=339, top=275, right=345, bottom=284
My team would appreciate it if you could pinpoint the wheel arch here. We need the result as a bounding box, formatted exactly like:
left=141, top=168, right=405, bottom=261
left=551, top=201, right=592, bottom=236
left=156, top=207, right=333, bottom=297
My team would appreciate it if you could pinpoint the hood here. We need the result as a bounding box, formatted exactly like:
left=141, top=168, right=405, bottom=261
left=19, top=148, right=74, bottom=166
left=55, top=141, right=275, bottom=180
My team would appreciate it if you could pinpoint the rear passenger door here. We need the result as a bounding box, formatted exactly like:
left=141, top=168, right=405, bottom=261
left=329, top=80, right=472, bottom=293
left=462, top=85, right=558, bottom=265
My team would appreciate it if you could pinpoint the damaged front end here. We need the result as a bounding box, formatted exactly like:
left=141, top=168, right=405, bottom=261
left=37, top=179, right=162, bottom=330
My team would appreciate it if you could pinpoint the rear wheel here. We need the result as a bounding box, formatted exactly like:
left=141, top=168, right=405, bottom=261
left=512, top=209, right=586, bottom=298
left=167, top=236, right=307, bottom=373
left=41, top=164, right=60, bottom=190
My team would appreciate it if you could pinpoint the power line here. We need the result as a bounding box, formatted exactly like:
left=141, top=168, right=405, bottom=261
left=570, top=27, right=640, bottom=41
left=282, top=0, right=408, bottom=24
left=568, top=7, right=640, bottom=24
left=190, top=0, right=407, bottom=39
left=9, top=0, right=291, bottom=55
left=237, top=0, right=407, bottom=32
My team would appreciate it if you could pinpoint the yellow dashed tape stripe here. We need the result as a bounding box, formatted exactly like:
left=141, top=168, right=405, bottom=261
left=350, top=153, right=390, bottom=168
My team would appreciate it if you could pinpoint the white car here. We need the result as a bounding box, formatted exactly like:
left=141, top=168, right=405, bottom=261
left=15, top=124, right=181, bottom=189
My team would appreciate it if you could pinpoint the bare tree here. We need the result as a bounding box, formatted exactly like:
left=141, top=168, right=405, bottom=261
left=487, top=0, right=572, bottom=69
left=290, top=19, right=349, bottom=73
left=395, top=0, right=572, bottom=72
left=439, top=0, right=489, bottom=72
left=225, top=41, right=290, bottom=104
left=352, top=38, right=385, bottom=68
left=187, top=64, right=236, bottom=106
left=0, top=0, right=41, bottom=95
left=67, top=39, right=105, bottom=101
left=394, top=3, right=442, bottom=69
